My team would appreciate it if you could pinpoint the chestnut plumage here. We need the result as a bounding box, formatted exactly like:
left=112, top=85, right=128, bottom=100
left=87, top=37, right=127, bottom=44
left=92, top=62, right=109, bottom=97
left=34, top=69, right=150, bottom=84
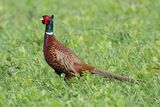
left=41, top=15, right=133, bottom=81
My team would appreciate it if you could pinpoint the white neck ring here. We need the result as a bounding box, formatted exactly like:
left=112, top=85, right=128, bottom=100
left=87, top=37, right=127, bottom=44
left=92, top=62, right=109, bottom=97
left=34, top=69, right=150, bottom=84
left=46, top=32, right=53, bottom=35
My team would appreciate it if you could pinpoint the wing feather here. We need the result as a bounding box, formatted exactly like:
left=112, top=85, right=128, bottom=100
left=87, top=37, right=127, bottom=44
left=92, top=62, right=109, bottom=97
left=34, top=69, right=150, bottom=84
left=55, top=45, right=82, bottom=76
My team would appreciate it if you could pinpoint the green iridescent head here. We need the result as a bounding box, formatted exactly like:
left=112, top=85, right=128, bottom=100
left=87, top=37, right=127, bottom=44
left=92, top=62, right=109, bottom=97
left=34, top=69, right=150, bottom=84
left=41, top=15, right=54, bottom=34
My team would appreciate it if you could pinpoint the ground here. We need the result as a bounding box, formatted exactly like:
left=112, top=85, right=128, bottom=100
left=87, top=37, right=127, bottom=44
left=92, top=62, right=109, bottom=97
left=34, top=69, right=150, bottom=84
left=0, top=0, right=160, bottom=107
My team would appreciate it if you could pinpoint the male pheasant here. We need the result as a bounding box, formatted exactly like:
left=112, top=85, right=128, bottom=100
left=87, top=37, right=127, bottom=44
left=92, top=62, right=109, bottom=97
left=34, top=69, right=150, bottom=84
left=41, top=15, right=133, bottom=81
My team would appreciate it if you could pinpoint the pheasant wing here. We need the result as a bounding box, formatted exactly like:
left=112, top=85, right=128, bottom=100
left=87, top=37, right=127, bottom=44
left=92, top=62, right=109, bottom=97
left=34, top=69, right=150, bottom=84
left=55, top=45, right=83, bottom=76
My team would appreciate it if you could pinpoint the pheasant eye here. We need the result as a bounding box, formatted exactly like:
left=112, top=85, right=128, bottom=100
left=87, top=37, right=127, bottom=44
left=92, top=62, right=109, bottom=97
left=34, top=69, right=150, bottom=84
left=42, top=16, right=51, bottom=25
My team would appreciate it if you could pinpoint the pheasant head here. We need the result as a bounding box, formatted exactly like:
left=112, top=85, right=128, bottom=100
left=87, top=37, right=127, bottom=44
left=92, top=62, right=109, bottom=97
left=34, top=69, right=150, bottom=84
left=41, top=15, right=54, bottom=25
left=41, top=15, right=54, bottom=35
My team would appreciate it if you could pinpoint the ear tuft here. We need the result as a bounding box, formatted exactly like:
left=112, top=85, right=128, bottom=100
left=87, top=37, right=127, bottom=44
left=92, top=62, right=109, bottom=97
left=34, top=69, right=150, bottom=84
left=51, top=15, right=54, bottom=19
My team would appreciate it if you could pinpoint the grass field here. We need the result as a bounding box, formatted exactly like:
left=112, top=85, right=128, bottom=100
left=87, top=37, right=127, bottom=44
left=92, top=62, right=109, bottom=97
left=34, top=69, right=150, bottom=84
left=0, top=0, right=160, bottom=107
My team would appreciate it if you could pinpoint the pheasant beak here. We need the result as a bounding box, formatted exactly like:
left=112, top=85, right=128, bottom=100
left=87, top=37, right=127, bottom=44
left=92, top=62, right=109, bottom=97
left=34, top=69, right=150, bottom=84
left=40, top=18, right=43, bottom=21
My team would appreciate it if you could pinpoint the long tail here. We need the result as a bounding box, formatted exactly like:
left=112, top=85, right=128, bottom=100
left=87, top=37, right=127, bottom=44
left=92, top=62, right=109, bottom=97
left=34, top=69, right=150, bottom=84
left=90, top=68, right=134, bottom=81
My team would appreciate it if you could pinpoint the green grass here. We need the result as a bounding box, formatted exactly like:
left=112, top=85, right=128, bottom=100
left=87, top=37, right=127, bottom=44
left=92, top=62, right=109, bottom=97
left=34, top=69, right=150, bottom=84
left=0, top=0, right=160, bottom=107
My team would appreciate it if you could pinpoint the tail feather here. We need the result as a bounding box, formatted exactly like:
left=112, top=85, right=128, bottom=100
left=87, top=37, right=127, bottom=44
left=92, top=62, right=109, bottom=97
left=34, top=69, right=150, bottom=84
left=91, top=68, right=133, bottom=81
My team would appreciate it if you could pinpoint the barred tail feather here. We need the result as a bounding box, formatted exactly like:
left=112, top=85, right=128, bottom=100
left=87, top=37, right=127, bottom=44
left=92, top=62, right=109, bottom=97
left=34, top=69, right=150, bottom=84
left=91, top=68, right=133, bottom=81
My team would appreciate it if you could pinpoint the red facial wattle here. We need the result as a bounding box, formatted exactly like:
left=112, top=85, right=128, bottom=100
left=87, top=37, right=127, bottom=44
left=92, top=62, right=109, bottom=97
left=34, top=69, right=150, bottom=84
left=42, top=15, right=51, bottom=25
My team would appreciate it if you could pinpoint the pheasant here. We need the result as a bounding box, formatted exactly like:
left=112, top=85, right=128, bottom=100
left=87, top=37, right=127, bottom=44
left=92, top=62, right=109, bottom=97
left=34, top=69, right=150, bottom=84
left=41, top=15, right=133, bottom=81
